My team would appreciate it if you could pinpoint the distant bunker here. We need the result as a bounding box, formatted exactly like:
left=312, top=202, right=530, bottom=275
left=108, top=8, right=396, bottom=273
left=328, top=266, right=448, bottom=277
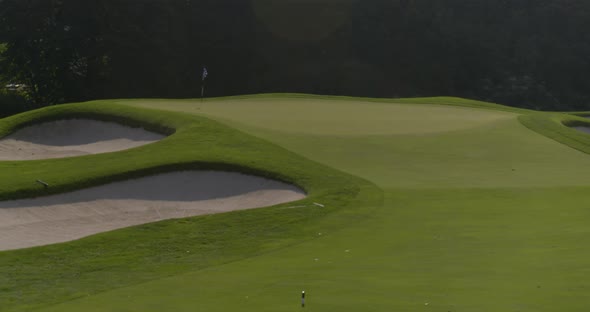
left=571, top=115, right=590, bottom=134
left=0, top=119, right=166, bottom=160
left=0, top=171, right=307, bottom=251
left=571, top=126, right=590, bottom=135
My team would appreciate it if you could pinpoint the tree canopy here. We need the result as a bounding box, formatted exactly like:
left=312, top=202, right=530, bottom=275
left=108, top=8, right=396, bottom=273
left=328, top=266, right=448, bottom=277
left=1, top=0, right=589, bottom=110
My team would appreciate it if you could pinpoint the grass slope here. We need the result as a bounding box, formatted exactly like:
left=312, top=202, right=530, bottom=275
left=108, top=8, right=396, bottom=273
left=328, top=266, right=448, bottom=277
left=0, top=101, right=381, bottom=311
left=6, top=94, right=590, bottom=312
left=69, top=94, right=590, bottom=312
left=519, top=112, right=590, bottom=155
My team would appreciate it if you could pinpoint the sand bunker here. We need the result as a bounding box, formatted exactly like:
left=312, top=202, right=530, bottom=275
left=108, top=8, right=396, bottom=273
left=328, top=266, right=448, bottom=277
left=0, top=119, right=166, bottom=160
left=0, top=171, right=306, bottom=251
left=572, top=126, right=590, bottom=134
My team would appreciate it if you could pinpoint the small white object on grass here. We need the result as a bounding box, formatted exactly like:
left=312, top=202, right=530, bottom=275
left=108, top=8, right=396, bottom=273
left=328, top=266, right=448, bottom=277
left=313, top=202, right=325, bottom=207
left=301, top=290, right=306, bottom=307
left=283, top=205, right=308, bottom=209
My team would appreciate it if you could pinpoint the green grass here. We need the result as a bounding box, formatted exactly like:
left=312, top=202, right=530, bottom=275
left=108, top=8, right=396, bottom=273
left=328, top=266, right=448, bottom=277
left=0, top=100, right=381, bottom=311
left=4, top=94, right=590, bottom=311
left=123, top=97, right=516, bottom=136
left=163, top=93, right=532, bottom=113
left=126, top=96, right=590, bottom=189
left=519, top=111, right=590, bottom=155
left=40, top=187, right=590, bottom=312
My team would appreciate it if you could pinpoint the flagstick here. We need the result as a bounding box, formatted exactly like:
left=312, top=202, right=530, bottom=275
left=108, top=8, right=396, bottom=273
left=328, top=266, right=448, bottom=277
left=201, top=83, right=205, bottom=102
left=200, top=67, right=207, bottom=103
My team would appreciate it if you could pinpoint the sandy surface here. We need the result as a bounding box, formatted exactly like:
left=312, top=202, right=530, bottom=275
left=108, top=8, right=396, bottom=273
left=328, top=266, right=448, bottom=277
left=0, top=119, right=166, bottom=160
left=572, top=126, right=590, bottom=134
left=0, top=171, right=306, bottom=251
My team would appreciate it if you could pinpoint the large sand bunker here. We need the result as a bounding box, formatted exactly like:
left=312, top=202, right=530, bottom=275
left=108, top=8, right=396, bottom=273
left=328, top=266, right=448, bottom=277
left=0, top=119, right=166, bottom=160
left=0, top=171, right=306, bottom=251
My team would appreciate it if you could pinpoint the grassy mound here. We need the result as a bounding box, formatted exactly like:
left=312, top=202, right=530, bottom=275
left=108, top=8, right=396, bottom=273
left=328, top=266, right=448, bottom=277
left=519, top=111, right=590, bottom=155
left=0, top=101, right=382, bottom=311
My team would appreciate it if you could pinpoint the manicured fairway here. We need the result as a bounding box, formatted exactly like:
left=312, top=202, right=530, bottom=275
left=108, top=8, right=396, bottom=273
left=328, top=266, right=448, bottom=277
left=39, top=188, right=590, bottom=312
left=6, top=95, right=590, bottom=311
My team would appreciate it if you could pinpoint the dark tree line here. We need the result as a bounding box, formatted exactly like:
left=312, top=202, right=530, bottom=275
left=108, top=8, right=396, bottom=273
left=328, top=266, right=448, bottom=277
left=1, top=0, right=590, bottom=111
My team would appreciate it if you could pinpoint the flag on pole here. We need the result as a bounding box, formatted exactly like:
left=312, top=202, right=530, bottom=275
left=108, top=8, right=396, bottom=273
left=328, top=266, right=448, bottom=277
left=202, top=67, right=208, bottom=81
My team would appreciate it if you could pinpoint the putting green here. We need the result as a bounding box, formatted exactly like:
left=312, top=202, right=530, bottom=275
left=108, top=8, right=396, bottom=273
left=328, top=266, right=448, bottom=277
left=127, top=97, right=590, bottom=189
left=13, top=95, right=590, bottom=311
left=121, top=98, right=514, bottom=135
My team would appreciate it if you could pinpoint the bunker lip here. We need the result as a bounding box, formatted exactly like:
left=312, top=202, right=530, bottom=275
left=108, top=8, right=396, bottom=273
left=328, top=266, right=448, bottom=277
left=0, top=119, right=166, bottom=160
left=0, top=171, right=307, bottom=251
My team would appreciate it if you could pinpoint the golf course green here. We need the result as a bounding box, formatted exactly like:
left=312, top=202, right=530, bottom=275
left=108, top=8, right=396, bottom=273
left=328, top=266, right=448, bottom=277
left=3, top=94, right=590, bottom=311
